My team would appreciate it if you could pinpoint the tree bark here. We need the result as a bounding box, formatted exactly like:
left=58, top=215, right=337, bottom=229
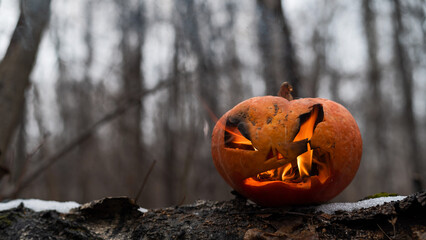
left=362, top=0, right=390, bottom=189
left=117, top=0, right=146, bottom=195
left=119, top=0, right=145, bottom=156
left=392, top=0, right=423, bottom=192
left=257, top=0, right=301, bottom=97
left=0, top=191, right=424, bottom=239
left=177, top=0, right=219, bottom=117
left=162, top=31, right=181, bottom=205
left=0, top=0, right=51, bottom=165
left=309, top=30, right=325, bottom=98
left=174, top=0, right=222, bottom=204
left=76, top=0, right=96, bottom=201
left=225, top=2, right=244, bottom=103
left=12, top=104, right=27, bottom=183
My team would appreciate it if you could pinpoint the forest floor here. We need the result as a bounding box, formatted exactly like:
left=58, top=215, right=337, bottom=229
left=0, top=191, right=424, bottom=239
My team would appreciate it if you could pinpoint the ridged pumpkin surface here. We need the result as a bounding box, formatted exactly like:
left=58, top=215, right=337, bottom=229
left=211, top=96, right=362, bottom=206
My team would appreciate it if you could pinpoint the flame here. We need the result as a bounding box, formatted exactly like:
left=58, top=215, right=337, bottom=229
left=257, top=169, right=275, bottom=180
left=253, top=106, right=320, bottom=183
left=289, top=106, right=319, bottom=179
left=221, top=105, right=322, bottom=184
left=281, top=164, right=293, bottom=180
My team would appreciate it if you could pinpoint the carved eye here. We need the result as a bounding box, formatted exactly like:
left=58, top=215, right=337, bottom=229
left=224, top=118, right=256, bottom=151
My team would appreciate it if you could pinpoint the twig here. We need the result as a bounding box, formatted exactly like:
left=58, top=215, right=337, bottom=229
left=177, top=195, right=186, bottom=207
left=3, top=80, right=170, bottom=199
left=26, top=133, right=50, bottom=161
left=377, top=224, right=392, bottom=240
left=388, top=217, right=397, bottom=238
left=285, top=211, right=315, bottom=217
left=134, top=160, right=156, bottom=204
left=12, top=133, right=50, bottom=198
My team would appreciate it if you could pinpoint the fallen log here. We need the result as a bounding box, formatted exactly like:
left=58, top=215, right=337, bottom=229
left=0, top=191, right=424, bottom=239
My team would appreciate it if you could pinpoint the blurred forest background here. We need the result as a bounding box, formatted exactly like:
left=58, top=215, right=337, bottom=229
left=0, top=0, right=425, bottom=208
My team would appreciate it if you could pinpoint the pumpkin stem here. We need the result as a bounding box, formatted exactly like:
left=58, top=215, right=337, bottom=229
left=278, top=82, right=293, bottom=101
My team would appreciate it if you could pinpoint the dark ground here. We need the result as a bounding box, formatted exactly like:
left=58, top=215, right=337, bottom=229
left=0, top=191, right=425, bottom=239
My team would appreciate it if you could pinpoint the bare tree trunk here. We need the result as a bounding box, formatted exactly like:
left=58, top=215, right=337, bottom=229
left=257, top=0, right=278, bottom=96
left=118, top=0, right=146, bottom=193
left=178, top=0, right=219, bottom=117
left=0, top=0, right=51, bottom=165
left=51, top=21, right=69, bottom=200
left=309, top=30, right=325, bottom=98
left=175, top=0, right=222, bottom=203
left=13, top=104, right=27, bottom=183
left=77, top=0, right=95, bottom=201
left=392, top=0, right=423, bottom=191
left=31, top=85, right=51, bottom=197
left=308, top=4, right=337, bottom=98
left=328, top=70, right=339, bottom=102
left=256, top=0, right=301, bottom=97
left=362, top=0, right=390, bottom=189
left=162, top=32, right=181, bottom=205
left=52, top=6, right=96, bottom=201
left=224, top=2, right=244, bottom=103
left=279, top=3, right=301, bottom=97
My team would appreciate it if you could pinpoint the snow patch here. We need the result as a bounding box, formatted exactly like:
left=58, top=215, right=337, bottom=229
left=316, top=196, right=407, bottom=214
left=138, top=207, right=148, bottom=213
left=0, top=199, right=80, bottom=214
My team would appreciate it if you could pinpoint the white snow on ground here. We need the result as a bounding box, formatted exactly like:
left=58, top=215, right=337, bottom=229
left=316, top=196, right=407, bottom=214
left=0, top=199, right=80, bottom=213
left=0, top=197, right=406, bottom=215
left=138, top=207, right=148, bottom=213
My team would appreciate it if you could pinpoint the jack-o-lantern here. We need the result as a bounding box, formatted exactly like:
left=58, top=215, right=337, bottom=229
left=211, top=83, right=362, bottom=206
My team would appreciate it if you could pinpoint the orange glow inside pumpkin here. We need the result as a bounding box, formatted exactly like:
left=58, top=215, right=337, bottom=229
left=289, top=105, right=319, bottom=179
left=253, top=105, right=330, bottom=185
left=224, top=105, right=330, bottom=186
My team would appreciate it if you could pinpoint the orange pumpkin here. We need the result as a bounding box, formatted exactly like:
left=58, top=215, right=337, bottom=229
left=211, top=83, right=362, bottom=206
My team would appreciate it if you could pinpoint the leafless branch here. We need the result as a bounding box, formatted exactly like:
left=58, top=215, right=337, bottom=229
left=377, top=224, right=392, bottom=240
left=2, top=80, right=170, bottom=199
left=11, top=133, right=51, bottom=198
left=134, top=159, right=156, bottom=204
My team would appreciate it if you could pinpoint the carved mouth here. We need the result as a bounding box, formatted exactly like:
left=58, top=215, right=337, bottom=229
left=265, top=148, right=285, bottom=162
left=253, top=104, right=329, bottom=184
left=223, top=104, right=330, bottom=185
